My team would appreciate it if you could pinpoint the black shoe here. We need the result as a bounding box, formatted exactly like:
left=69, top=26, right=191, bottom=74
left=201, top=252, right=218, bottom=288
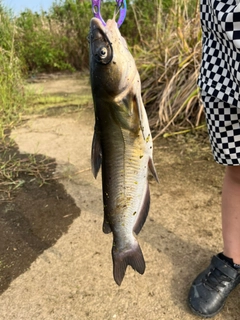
left=188, top=255, right=240, bottom=318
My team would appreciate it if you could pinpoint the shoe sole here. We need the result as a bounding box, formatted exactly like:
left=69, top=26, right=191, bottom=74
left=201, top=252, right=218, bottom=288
left=188, top=301, right=225, bottom=318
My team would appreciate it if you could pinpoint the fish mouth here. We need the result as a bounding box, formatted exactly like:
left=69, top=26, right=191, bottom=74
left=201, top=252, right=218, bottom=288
left=90, top=17, right=106, bottom=32
left=89, top=18, right=113, bottom=65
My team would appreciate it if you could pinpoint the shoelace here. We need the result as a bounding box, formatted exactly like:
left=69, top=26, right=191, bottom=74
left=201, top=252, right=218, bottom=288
left=203, top=268, right=232, bottom=291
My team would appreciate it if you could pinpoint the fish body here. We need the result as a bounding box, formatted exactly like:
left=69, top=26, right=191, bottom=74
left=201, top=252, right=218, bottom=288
left=89, top=17, right=158, bottom=285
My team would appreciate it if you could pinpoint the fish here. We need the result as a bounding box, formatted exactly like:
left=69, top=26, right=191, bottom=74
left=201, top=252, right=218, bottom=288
left=89, top=17, right=159, bottom=286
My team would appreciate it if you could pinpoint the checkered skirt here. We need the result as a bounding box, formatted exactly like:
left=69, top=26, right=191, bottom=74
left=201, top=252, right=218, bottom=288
left=202, top=92, right=240, bottom=165
left=199, top=0, right=240, bottom=164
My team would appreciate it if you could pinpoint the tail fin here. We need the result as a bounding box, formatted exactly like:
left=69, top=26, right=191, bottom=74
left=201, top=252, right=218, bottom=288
left=112, top=241, right=145, bottom=286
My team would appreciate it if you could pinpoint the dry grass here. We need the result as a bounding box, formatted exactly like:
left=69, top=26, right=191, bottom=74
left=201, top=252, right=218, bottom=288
left=0, top=138, right=57, bottom=201
left=133, top=0, right=203, bottom=136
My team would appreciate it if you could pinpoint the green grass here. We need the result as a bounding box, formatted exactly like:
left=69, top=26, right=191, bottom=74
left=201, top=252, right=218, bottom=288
left=24, top=80, right=92, bottom=116
left=0, top=5, right=30, bottom=137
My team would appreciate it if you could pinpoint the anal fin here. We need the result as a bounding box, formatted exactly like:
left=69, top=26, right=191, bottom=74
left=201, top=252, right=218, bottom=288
left=148, top=157, right=159, bottom=183
left=133, top=184, right=150, bottom=235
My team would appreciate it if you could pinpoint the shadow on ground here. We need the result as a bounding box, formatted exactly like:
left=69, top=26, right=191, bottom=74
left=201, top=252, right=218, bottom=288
left=0, top=145, right=80, bottom=295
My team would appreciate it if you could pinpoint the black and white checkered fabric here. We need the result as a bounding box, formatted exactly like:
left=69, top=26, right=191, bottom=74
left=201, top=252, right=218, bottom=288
left=199, top=0, right=240, bottom=108
left=202, top=92, right=240, bottom=165
left=199, top=0, right=240, bottom=165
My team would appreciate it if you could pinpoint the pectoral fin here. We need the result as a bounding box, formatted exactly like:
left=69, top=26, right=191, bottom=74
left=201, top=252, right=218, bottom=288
left=91, top=124, right=102, bottom=179
left=148, top=157, right=159, bottom=183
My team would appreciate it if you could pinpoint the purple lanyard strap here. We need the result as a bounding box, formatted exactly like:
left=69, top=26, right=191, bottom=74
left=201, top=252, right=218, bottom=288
left=92, top=0, right=127, bottom=28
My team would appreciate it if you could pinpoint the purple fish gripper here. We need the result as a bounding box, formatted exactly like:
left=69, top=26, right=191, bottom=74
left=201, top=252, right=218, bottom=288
left=91, top=0, right=127, bottom=28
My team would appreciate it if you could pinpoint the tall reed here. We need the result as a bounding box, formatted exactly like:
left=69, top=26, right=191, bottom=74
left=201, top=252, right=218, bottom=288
left=0, top=4, right=28, bottom=136
left=130, top=0, right=203, bottom=134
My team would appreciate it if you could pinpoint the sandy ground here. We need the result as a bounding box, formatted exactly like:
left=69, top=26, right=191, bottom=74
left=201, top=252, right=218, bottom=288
left=0, top=75, right=239, bottom=320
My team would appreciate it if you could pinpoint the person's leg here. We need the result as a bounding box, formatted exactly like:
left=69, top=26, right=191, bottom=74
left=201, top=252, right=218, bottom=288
left=188, top=94, right=240, bottom=317
left=188, top=166, right=240, bottom=317
left=222, top=166, right=240, bottom=264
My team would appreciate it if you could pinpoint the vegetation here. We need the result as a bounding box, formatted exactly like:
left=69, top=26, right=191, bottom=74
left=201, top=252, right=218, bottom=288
left=0, top=141, right=56, bottom=199
left=0, top=3, right=54, bottom=198
left=0, top=4, right=29, bottom=136
left=0, top=0, right=203, bottom=198
left=0, top=0, right=202, bottom=135
left=135, top=0, right=202, bottom=135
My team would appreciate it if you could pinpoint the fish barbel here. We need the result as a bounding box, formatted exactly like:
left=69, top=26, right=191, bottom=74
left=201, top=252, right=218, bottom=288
left=89, top=17, right=159, bottom=285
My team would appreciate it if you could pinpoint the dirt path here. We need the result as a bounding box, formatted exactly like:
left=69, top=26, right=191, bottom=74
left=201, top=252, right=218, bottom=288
left=0, top=75, right=239, bottom=320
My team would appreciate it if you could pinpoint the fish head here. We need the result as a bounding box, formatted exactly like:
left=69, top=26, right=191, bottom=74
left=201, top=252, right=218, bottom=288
left=89, top=17, right=137, bottom=97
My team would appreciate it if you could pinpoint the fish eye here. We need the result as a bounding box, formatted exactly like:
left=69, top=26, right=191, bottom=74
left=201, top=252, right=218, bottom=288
left=90, top=28, right=113, bottom=65
left=98, top=46, right=108, bottom=59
